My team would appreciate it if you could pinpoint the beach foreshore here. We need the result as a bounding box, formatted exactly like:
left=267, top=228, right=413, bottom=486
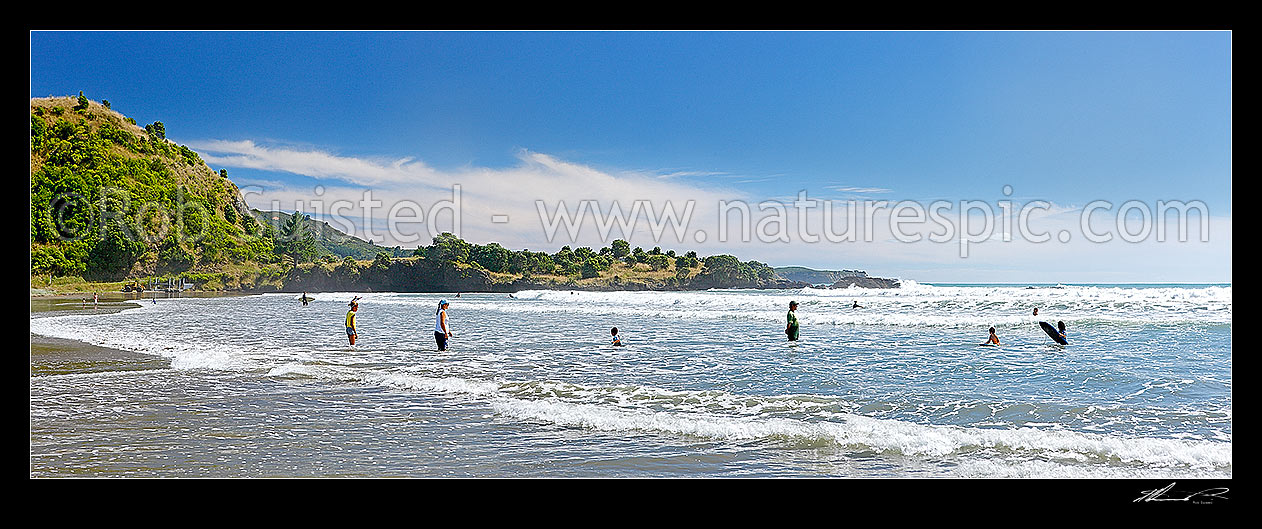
left=30, top=294, right=220, bottom=377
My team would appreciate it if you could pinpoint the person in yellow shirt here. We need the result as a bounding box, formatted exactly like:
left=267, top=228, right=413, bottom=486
left=346, top=297, right=361, bottom=345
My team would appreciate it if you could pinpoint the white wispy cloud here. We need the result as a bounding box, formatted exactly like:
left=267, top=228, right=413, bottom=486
left=191, top=140, right=749, bottom=250
left=825, top=185, right=893, bottom=194
left=190, top=139, right=445, bottom=188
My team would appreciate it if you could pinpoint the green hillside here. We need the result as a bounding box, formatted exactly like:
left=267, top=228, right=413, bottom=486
left=252, top=209, right=412, bottom=260
left=30, top=94, right=280, bottom=282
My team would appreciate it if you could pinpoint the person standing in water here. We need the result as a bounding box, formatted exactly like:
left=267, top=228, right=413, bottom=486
left=786, top=301, right=800, bottom=341
left=435, top=299, right=453, bottom=351
left=611, top=327, right=624, bottom=347
left=346, top=297, right=360, bottom=345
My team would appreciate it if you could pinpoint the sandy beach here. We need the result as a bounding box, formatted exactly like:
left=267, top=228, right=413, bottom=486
left=30, top=295, right=167, bottom=376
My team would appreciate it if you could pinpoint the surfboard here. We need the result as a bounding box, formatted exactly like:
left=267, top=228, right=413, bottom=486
left=298, top=296, right=315, bottom=302
left=1039, top=321, right=1067, bottom=345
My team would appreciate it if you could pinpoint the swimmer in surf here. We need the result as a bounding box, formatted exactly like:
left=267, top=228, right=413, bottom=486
left=611, top=327, right=624, bottom=347
left=982, top=326, right=1000, bottom=346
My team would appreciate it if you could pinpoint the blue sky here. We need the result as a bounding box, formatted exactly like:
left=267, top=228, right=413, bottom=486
left=30, top=31, right=1232, bottom=282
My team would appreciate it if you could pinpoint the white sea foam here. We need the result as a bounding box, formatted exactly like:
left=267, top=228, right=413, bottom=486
left=488, top=392, right=1231, bottom=474
left=500, top=284, right=1231, bottom=328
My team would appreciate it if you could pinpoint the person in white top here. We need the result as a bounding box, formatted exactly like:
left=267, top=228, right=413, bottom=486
left=434, top=299, right=453, bottom=351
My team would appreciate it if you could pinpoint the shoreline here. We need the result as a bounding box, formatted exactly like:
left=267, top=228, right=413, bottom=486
left=30, top=294, right=196, bottom=377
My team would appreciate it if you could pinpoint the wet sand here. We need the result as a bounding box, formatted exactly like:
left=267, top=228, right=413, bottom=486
left=30, top=295, right=168, bottom=376
left=30, top=291, right=256, bottom=376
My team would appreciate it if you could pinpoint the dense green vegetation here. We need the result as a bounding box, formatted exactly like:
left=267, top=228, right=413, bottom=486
left=30, top=94, right=277, bottom=281
left=283, top=230, right=782, bottom=292
left=412, top=232, right=715, bottom=279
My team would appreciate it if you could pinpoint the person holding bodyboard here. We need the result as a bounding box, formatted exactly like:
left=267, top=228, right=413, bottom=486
left=1038, top=320, right=1068, bottom=345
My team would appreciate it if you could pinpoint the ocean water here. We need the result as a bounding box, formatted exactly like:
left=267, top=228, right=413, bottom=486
left=29, top=282, right=1231, bottom=478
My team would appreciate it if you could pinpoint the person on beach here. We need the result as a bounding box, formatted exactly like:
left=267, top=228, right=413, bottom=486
left=982, top=326, right=1000, bottom=346
left=346, top=297, right=360, bottom=345
left=611, top=327, right=624, bottom=347
left=435, top=299, right=453, bottom=351
left=786, top=301, right=800, bottom=341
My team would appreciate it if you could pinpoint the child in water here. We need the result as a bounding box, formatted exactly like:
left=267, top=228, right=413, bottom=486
left=982, top=326, right=1000, bottom=346
left=611, top=327, right=624, bottom=347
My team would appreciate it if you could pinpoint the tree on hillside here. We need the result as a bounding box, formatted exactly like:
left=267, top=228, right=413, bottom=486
left=699, top=254, right=749, bottom=283
left=144, top=121, right=165, bottom=141
left=471, top=242, right=511, bottom=273
left=277, top=211, right=317, bottom=267
left=580, top=259, right=602, bottom=279
left=646, top=253, right=671, bottom=271
left=610, top=239, right=630, bottom=258
left=371, top=252, right=392, bottom=271
left=157, top=235, right=194, bottom=273
left=675, top=253, right=699, bottom=270
left=745, top=260, right=777, bottom=282
left=426, top=232, right=471, bottom=264
left=85, top=226, right=144, bottom=281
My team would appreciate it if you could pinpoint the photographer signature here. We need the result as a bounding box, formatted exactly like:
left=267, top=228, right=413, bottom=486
left=1134, top=482, right=1229, bottom=504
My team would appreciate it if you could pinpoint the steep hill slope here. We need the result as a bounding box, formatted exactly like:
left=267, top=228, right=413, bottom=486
left=30, top=94, right=277, bottom=281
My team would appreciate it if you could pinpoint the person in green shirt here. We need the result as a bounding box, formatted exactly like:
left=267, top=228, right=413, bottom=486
left=786, top=301, right=800, bottom=341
